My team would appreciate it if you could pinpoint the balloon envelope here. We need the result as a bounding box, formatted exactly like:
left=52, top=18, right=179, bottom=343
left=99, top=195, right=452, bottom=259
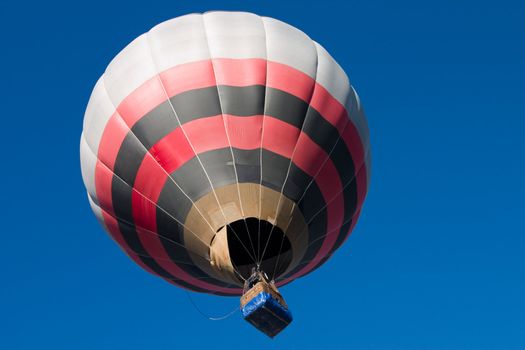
left=80, top=12, right=371, bottom=295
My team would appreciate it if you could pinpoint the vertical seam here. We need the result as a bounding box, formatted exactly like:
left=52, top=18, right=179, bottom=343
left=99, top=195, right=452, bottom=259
left=259, top=34, right=320, bottom=269
left=257, top=17, right=270, bottom=266
left=201, top=13, right=258, bottom=264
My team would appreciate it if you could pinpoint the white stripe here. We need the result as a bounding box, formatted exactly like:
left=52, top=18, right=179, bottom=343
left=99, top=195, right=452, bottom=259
left=350, top=86, right=370, bottom=147
left=103, top=34, right=157, bottom=108
left=80, top=133, right=98, bottom=205
left=262, top=16, right=318, bottom=79
left=202, top=12, right=267, bottom=59
left=82, top=77, right=115, bottom=155
left=365, top=146, right=372, bottom=190
left=347, top=86, right=371, bottom=178
left=148, top=14, right=210, bottom=73
left=313, top=42, right=350, bottom=106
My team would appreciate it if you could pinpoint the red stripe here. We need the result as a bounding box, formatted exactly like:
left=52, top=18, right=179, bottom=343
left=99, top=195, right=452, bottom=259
left=213, top=58, right=267, bottom=86
left=161, top=60, right=217, bottom=98
left=224, top=114, right=264, bottom=149
left=95, top=160, right=115, bottom=215
left=267, top=61, right=315, bottom=102
left=310, top=84, right=348, bottom=131
left=117, top=78, right=167, bottom=127
left=97, top=113, right=128, bottom=170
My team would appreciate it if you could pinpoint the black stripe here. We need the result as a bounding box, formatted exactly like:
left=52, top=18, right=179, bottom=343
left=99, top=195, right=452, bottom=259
left=132, top=102, right=180, bottom=150
left=265, top=88, right=309, bottom=128
left=234, top=147, right=261, bottom=183
left=218, top=85, right=265, bottom=116
left=336, top=219, right=354, bottom=251
left=113, top=133, right=147, bottom=186
left=172, top=87, right=223, bottom=124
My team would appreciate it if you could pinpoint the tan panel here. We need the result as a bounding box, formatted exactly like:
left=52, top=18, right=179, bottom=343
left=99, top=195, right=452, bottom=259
left=208, top=226, right=235, bottom=281
left=183, top=183, right=309, bottom=286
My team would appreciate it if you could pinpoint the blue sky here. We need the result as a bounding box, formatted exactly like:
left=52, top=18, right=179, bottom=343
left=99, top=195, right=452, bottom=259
left=1, top=0, right=524, bottom=349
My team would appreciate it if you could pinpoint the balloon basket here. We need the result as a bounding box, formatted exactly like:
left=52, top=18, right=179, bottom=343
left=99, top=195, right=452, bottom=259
left=240, top=272, right=292, bottom=338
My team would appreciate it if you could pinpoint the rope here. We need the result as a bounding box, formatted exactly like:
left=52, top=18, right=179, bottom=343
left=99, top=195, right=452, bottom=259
left=185, top=291, right=239, bottom=321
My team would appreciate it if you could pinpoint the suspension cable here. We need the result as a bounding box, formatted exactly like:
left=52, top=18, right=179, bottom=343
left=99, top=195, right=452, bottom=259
left=185, top=291, right=239, bottom=321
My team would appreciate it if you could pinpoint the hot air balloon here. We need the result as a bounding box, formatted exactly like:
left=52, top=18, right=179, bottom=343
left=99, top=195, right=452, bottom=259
left=80, top=11, right=370, bottom=337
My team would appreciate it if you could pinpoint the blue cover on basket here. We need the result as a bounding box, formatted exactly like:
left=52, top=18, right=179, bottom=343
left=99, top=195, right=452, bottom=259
left=241, top=292, right=293, bottom=338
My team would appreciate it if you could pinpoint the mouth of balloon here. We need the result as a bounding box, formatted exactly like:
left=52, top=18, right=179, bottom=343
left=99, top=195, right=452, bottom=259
left=226, top=217, right=292, bottom=281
